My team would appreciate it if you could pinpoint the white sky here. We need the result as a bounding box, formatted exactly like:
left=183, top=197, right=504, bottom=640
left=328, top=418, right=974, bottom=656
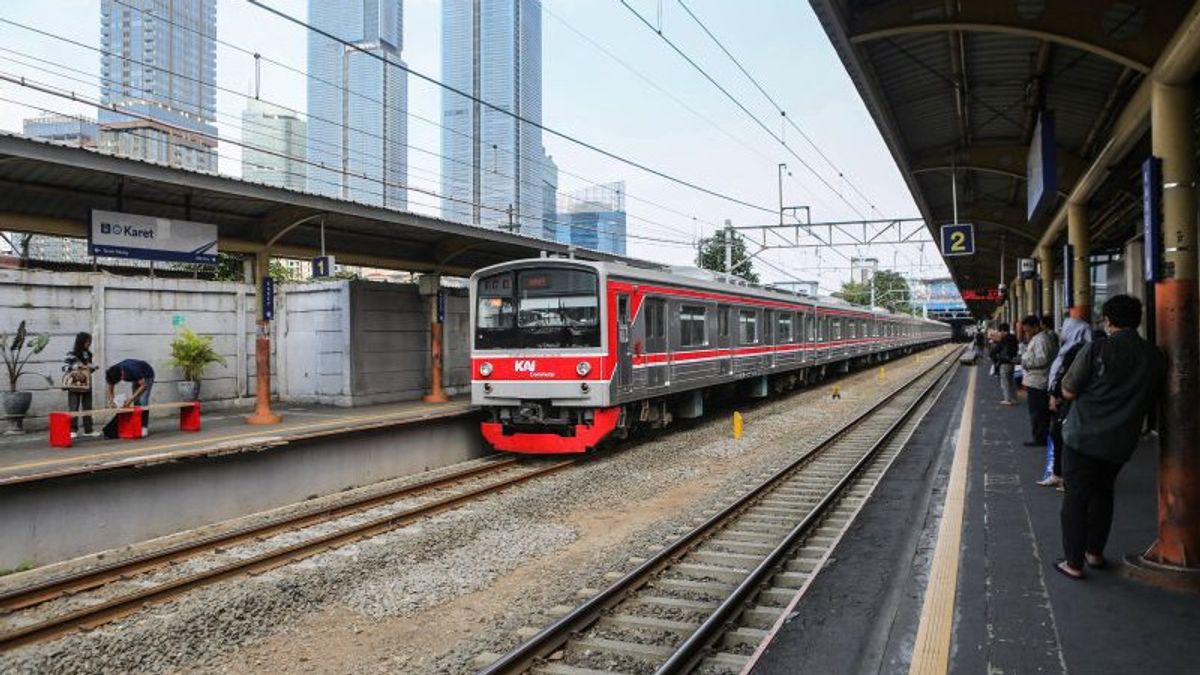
left=0, top=0, right=952, bottom=294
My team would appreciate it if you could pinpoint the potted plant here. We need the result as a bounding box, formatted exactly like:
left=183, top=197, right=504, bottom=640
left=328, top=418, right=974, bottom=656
left=168, top=328, right=226, bottom=401
left=1, top=321, right=52, bottom=434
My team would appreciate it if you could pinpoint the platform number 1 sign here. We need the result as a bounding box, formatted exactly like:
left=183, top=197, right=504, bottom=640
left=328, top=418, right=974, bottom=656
left=940, top=223, right=975, bottom=257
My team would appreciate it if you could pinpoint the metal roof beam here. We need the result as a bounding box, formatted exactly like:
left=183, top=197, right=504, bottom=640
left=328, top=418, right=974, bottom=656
left=909, top=144, right=1088, bottom=197
left=848, top=0, right=1191, bottom=72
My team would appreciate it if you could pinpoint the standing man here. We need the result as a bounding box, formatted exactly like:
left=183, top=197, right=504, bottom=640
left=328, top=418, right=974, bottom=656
left=1020, top=315, right=1059, bottom=447
left=989, top=322, right=1019, bottom=405
left=1055, top=295, right=1164, bottom=579
left=105, top=358, right=155, bottom=436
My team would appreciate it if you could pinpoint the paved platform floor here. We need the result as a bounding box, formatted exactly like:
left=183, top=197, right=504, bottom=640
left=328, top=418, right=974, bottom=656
left=752, top=362, right=1200, bottom=674
left=0, top=398, right=475, bottom=486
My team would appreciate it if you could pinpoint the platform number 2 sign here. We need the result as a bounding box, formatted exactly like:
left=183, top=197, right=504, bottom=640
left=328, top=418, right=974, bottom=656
left=940, top=223, right=975, bottom=257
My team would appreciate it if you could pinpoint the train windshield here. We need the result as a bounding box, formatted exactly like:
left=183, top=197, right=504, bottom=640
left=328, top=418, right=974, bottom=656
left=475, top=268, right=601, bottom=350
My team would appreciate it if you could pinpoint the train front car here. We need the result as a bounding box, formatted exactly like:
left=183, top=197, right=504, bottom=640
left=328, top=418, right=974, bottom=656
left=471, top=260, right=617, bottom=454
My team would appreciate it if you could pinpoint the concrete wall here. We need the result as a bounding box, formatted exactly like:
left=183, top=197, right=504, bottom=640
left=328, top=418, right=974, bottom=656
left=1, top=271, right=471, bottom=428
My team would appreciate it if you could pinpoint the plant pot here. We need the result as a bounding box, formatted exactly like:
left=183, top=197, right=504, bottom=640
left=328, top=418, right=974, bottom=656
left=177, top=380, right=201, bottom=402
left=1, top=390, right=33, bottom=435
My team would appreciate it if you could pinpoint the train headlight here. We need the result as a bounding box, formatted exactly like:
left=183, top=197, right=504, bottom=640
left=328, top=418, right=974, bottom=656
left=479, top=362, right=493, bottom=377
left=576, top=361, right=592, bottom=377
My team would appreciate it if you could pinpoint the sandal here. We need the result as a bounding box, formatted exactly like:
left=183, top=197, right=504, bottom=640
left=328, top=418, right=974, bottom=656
left=1054, top=559, right=1085, bottom=580
left=1085, top=553, right=1108, bottom=570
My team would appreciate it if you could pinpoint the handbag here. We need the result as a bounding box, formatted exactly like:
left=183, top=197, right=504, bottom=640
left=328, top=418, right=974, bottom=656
left=60, top=368, right=91, bottom=393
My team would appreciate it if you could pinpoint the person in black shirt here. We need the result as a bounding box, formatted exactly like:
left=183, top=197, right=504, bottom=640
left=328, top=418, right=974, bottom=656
left=105, top=359, right=156, bottom=436
left=1054, top=295, right=1165, bottom=579
left=989, top=323, right=1019, bottom=405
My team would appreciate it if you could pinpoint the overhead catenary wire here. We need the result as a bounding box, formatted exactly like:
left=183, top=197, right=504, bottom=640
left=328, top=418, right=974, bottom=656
left=244, top=0, right=778, bottom=218
left=0, top=19, right=685, bottom=246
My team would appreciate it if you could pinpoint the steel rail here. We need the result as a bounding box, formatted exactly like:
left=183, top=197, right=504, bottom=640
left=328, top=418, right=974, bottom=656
left=654, top=353, right=959, bottom=674
left=0, top=458, right=572, bottom=651
left=0, top=457, right=521, bottom=613
left=477, top=346, right=959, bottom=675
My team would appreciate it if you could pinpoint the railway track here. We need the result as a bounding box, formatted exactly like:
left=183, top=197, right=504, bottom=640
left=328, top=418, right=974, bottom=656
left=0, top=456, right=572, bottom=651
left=477, top=346, right=962, bottom=675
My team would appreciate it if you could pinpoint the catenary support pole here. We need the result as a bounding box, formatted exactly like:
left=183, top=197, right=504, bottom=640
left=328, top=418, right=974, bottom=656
left=247, top=250, right=281, bottom=425
left=1139, top=79, right=1200, bottom=576
left=1067, top=202, right=1091, bottom=320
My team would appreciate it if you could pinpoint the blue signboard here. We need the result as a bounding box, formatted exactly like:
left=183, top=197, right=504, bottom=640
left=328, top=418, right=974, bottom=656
left=261, top=277, right=275, bottom=322
left=1027, top=111, right=1058, bottom=222
left=311, top=255, right=335, bottom=278
left=89, top=210, right=218, bottom=264
left=436, top=289, right=446, bottom=323
left=1143, top=156, right=1162, bottom=282
left=940, top=223, right=975, bottom=257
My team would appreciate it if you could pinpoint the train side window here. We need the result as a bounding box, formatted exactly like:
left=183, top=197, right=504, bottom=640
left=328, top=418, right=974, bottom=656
left=647, top=298, right=666, bottom=339
left=738, top=309, right=758, bottom=344
left=833, top=319, right=842, bottom=341
left=680, top=304, right=707, bottom=347
left=777, top=313, right=794, bottom=343
left=717, top=305, right=730, bottom=338
left=807, top=314, right=816, bottom=342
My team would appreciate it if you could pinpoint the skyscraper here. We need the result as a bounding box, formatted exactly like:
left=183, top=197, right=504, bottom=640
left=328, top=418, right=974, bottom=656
left=560, top=182, right=627, bottom=255
left=97, top=0, right=218, bottom=171
left=306, top=0, right=407, bottom=208
left=242, top=100, right=308, bottom=191
left=23, top=115, right=98, bottom=148
left=541, top=152, right=558, bottom=241
left=441, top=0, right=545, bottom=235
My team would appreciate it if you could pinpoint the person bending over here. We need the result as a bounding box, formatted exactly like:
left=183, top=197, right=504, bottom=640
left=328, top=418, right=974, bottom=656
left=105, top=358, right=156, bottom=436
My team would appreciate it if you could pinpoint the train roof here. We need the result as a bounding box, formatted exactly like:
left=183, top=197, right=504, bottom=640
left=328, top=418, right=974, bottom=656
left=471, top=258, right=948, bottom=326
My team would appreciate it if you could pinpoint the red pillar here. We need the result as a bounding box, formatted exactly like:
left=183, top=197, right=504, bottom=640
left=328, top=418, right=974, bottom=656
left=247, top=252, right=281, bottom=425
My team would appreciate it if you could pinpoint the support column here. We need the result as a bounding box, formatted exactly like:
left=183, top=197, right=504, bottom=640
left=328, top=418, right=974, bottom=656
left=1039, top=245, right=1054, bottom=322
left=246, top=250, right=281, bottom=425
left=1012, top=282, right=1023, bottom=325
left=1024, top=277, right=1037, bottom=319
left=1136, top=79, right=1200, bottom=581
left=423, top=274, right=449, bottom=403
left=1068, top=202, right=1091, bottom=320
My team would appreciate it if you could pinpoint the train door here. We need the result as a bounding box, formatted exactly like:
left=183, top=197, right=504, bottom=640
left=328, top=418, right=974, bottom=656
left=617, top=293, right=633, bottom=394
left=764, top=309, right=775, bottom=368
left=645, top=297, right=668, bottom=387
left=717, top=304, right=732, bottom=375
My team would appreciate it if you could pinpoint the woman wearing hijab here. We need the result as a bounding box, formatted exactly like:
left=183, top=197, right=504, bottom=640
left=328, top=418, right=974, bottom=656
left=1040, top=318, right=1092, bottom=486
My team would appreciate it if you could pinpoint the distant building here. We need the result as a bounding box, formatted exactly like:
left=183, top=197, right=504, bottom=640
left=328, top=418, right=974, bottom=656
left=441, top=0, right=545, bottom=234
left=559, top=182, right=627, bottom=255
left=541, top=153, right=558, bottom=241
left=242, top=100, right=307, bottom=191
left=306, top=0, right=407, bottom=208
left=23, top=115, right=98, bottom=148
left=914, top=277, right=969, bottom=319
left=97, top=0, right=218, bottom=171
left=850, top=257, right=878, bottom=286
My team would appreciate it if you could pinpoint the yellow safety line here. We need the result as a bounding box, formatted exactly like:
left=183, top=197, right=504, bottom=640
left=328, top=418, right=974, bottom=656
left=909, top=365, right=976, bottom=675
left=3, top=403, right=474, bottom=474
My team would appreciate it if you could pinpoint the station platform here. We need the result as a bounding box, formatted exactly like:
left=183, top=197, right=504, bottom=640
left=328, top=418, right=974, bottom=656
left=0, top=398, right=475, bottom=486
left=750, top=362, right=1200, bottom=674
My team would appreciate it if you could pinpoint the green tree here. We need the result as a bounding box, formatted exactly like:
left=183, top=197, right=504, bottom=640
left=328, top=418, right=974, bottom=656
left=834, top=269, right=912, bottom=314
left=697, top=229, right=759, bottom=283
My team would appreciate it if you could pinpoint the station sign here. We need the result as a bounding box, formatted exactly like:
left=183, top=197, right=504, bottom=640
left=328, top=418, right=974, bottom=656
left=311, top=255, right=336, bottom=278
left=261, top=276, right=275, bottom=322
left=1062, top=244, right=1074, bottom=309
left=89, top=210, right=218, bottom=264
left=1018, top=257, right=1036, bottom=279
left=1027, top=110, right=1057, bottom=222
left=1142, top=156, right=1162, bottom=282
left=940, top=223, right=975, bottom=257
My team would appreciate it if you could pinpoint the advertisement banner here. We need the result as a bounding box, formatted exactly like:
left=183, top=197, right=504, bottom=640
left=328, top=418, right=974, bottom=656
left=89, top=210, right=218, bottom=264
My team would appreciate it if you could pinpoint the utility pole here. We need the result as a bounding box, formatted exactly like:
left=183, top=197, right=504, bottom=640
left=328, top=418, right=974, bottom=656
left=724, top=219, right=733, bottom=275
left=777, top=163, right=789, bottom=227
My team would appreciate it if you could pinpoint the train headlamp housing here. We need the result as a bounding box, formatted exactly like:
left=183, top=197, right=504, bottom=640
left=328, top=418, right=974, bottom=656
left=576, top=361, right=592, bottom=377
left=479, top=362, right=493, bottom=377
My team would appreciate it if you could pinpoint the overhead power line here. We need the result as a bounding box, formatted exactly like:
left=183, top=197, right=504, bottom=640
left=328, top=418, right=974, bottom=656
left=245, top=0, right=777, bottom=217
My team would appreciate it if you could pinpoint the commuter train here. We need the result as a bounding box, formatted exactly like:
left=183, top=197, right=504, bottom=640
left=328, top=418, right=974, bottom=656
left=470, top=258, right=950, bottom=453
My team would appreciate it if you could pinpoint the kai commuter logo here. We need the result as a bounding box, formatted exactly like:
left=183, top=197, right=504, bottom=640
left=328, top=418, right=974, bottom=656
left=513, top=360, right=538, bottom=373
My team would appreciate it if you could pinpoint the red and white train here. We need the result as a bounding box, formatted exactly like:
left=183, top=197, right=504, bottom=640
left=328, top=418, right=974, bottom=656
left=471, top=258, right=950, bottom=453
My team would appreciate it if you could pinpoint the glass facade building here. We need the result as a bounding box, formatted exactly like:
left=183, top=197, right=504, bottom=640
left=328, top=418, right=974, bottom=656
left=306, top=0, right=408, bottom=208
left=97, top=0, right=218, bottom=171
left=242, top=100, right=308, bottom=191
left=559, top=182, right=627, bottom=255
left=23, top=115, right=98, bottom=148
left=441, top=0, right=546, bottom=235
